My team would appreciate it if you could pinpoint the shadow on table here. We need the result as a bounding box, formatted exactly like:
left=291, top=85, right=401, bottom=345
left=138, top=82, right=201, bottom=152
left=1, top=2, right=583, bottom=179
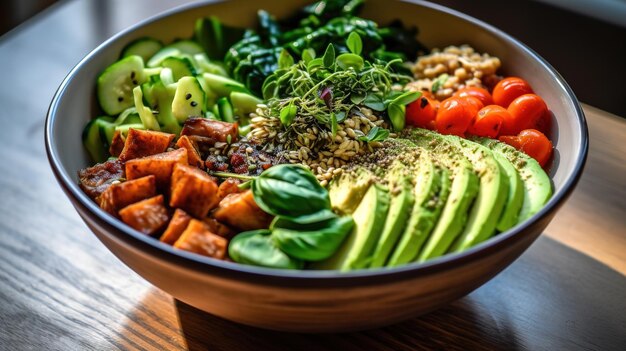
left=174, top=291, right=520, bottom=351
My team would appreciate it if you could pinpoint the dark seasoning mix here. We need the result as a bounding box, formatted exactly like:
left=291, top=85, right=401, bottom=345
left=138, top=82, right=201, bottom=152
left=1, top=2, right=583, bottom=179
left=79, top=0, right=554, bottom=271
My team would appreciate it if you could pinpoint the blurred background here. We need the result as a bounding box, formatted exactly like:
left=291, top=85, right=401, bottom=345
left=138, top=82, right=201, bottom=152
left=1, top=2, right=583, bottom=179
left=1, top=0, right=624, bottom=116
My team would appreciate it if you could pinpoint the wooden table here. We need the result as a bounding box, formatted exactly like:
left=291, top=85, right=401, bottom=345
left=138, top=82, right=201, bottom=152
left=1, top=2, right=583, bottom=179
left=1, top=1, right=624, bottom=350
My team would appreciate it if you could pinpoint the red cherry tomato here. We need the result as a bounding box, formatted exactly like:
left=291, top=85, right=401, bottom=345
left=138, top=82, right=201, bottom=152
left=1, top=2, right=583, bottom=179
left=453, top=87, right=494, bottom=106
left=533, top=109, right=552, bottom=135
left=460, top=96, right=484, bottom=116
left=499, top=129, right=553, bottom=167
left=435, top=97, right=474, bottom=136
left=406, top=96, right=438, bottom=129
left=501, top=94, right=548, bottom=135
left=468, top=105, right=509, bottom=138
left=492, top=77, right=534, bottom=107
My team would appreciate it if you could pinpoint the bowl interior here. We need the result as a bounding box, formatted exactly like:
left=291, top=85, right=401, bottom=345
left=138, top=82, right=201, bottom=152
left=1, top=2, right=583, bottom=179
left=47, top=0, right=586, bottom=276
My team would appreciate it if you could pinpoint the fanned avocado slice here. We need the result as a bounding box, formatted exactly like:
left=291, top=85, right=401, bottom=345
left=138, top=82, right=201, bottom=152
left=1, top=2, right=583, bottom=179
left=370, top=160, right=415, bottom=268
left=477, top=138, right=553, bottom=224
left=406, top=129, right=479, bottom=261
left=447, top=137, right=509, bottom=253
left=386, top=148, right=449, bottom=267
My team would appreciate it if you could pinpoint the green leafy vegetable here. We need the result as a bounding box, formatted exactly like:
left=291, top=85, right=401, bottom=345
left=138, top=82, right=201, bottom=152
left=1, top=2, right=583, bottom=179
left=322, top=44, right=336, bottom=68
left=229, top=230, right=304, bottom=269
left=279, top=101, right=297, bottom=126
left=347, top=32, right=363, bottom=55
left=251, top=164, right=331, bottom=218
left=431, top=73, right=449, bottom=93
left=278, top=49, right=295, bottom=69
left=272, top=216, right=354, bottom=261
left=357, top=126, right=390, bottom=142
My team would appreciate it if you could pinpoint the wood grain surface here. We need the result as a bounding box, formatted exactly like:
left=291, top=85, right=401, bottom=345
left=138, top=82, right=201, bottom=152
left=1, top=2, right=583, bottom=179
left=0, top=0, right=624, bottom=350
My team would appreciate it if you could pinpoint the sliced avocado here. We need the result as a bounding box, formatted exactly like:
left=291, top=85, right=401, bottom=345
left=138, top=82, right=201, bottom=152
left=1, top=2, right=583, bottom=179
left=312, top=183, right=390, bottom=271
left=328, top=168, right=373, bottom=215
left=489, top=147, right=524, bottom=231
left=370, top=161, right=415, bottom=268
left=386, top=149, right=449, bottom=267
left=406, top=129, right=479, bottom=261
left=478, top=138, right=552, bottom=224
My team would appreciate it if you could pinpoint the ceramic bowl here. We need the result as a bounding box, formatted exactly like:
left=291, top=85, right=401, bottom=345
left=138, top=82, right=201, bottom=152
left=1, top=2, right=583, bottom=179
left=45, top=0, right=588, bottom=332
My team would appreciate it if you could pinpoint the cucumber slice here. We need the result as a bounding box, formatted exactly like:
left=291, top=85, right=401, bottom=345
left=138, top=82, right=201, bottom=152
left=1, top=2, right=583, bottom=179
left=121, top=38, right=163, bottom=62
left=82, top=116, right=115, bottom=163
left=201, top=72, right=249, bottom=98
left=172, top=76, right=206, bottom=123
left=151, top=80, right=182, bottom=134
left=115, top=123, right=146, bottom=136
left=161, top=56, right=196, bottom=81
left=193, top=53, right=229, bottom=76
left=217, top=97, right=234, bottom=122
left=132, top=86, right=161, bottom=131
left=97, top=55, right=146, bottom=115
left=167, top=40, right=204, bottom=55
left=230, top=91, right=261, bottom=123
left=147, top=47, right=181, bottom=68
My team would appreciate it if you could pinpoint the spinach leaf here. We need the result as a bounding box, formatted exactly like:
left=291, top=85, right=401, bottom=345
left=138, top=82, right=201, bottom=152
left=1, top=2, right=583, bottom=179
left=346, top=32, right=363, bottom=55
left=251, top=164, right=331, bottom=218
left=322, top=44, right=336, bottom=68
left=229, top=230, right=304, bottom=269
left=363, top=93, right=385, bottom=111
left=272, top=216, right=354, bottom=261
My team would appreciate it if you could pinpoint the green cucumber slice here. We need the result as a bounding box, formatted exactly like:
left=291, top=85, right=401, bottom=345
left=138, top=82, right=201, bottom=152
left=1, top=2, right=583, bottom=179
left=201, top=72, right=249, bottom=97
left=82, top=116, right=115, bottom=163
left=97, top=55, right=146, bottom=115
left=167, top=40, right=204, bottom=55
left=193, top=53, right=229, bottom=76
left=151, top=80, right=181, bottom=134
left=121, top=38, right=163, bottom=62
left=161, top=56, right=197, bottom=81
left=217, top=97, right=234, bottom=122
left=172, top=76, right=206, bottom=123
left=132, top=86, right=160, bottom=131
left=147, top=47, right=181, bottom=68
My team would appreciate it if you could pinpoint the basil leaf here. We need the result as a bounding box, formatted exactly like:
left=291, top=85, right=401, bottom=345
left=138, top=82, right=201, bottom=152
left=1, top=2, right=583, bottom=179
left=363, top=93, right=385, bottom=111
left=229, top=230, right=303, bottom=269
left=270, top=209, right=338, bottom=228
left=302, top=48, right=316, bottom=64
left=357, top=126, right=390, bottom=142
left=272, top=216, right=354, bottom=261
left=346, top=32, right=363, bottom=55
left=391, top=91, right=421, bottom=106
left=252, top=164, right=330, bottom=218
left=431, top=73, right=449, bottom=93
left=279, top=101, right=297, bottom=126
left=336, top=53, right=364, bottom=70
left=278, top=48, right=294, bottom=69
left=387, top=103, right=406, bottom=132
left=322, top=44, right=335, bottom=68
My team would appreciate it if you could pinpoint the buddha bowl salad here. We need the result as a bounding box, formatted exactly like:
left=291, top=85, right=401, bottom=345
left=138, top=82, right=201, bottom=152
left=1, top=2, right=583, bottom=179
left=79, top=0, right=553, bottom=271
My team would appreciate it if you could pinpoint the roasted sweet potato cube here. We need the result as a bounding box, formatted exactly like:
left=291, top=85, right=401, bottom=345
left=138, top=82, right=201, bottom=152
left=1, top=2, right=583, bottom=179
left=118, top=128, right=175, bottom=161
left=181, top=117, right=238, bottom=143
left=99, top=175, right=156, bottom=215
left=78, top=159, right=125, bottom=201
left=125, top=148, right=187, bottom=190
left=109, top=130, right=126, bottom=157
left=213, top=190, right=273, bottom=231
left=217, top=178, right=242, bottom=201
left=203, top=218, right=236, bottom=240
left=173, top=219, right=227, bottom=259
left=160, top=209, right=192, bottom=245
left=169, top=163, right=219, bottom=218
left=176, top=135, right=204, bottom=169
left=119, top=195, right=170, bottom=235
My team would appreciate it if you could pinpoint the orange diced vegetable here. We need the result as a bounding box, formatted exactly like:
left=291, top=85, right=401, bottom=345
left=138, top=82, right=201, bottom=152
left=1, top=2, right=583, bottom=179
left=160, top=209, right=192, bottom=245
left=118, top=128, right=175, bottom=161
left=203, top=218, right=235, bottom=240
left=169, top=163, right=219, bottom=218
left=100, top=175, right=156, bottom=215
left=176, top=135, right=204, bottom=169
left=181, top=118, right=238, bottom=143
left=109, top=130, right=126, bottom=157
left=217, top=178, right=242, bottom=201
left=125, top=148, right=187, bottom=189
left=173, top=219, right=227, bottom=259
left=119, top=195, right=170, bottom=235
left=213, top=189, right=273, bottom=231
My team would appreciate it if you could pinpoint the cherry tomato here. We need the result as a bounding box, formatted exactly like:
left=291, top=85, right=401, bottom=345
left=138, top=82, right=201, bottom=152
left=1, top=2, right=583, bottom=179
left=460, top=96, right=484, bottom=116
left=501, top=93, right=548, bottom=135
left=435, top=97, right=474, bottom=136
left=468, top=105, right=509, bottom=138
left=492, top=77, right=533, bottom=107
left=406, top=96, right=438, bottom=129
left=533, top=109, right=552, bottom=135
left=453, top=87, right=494, bottom=106
left=499, top=129, right=553, bottom=167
